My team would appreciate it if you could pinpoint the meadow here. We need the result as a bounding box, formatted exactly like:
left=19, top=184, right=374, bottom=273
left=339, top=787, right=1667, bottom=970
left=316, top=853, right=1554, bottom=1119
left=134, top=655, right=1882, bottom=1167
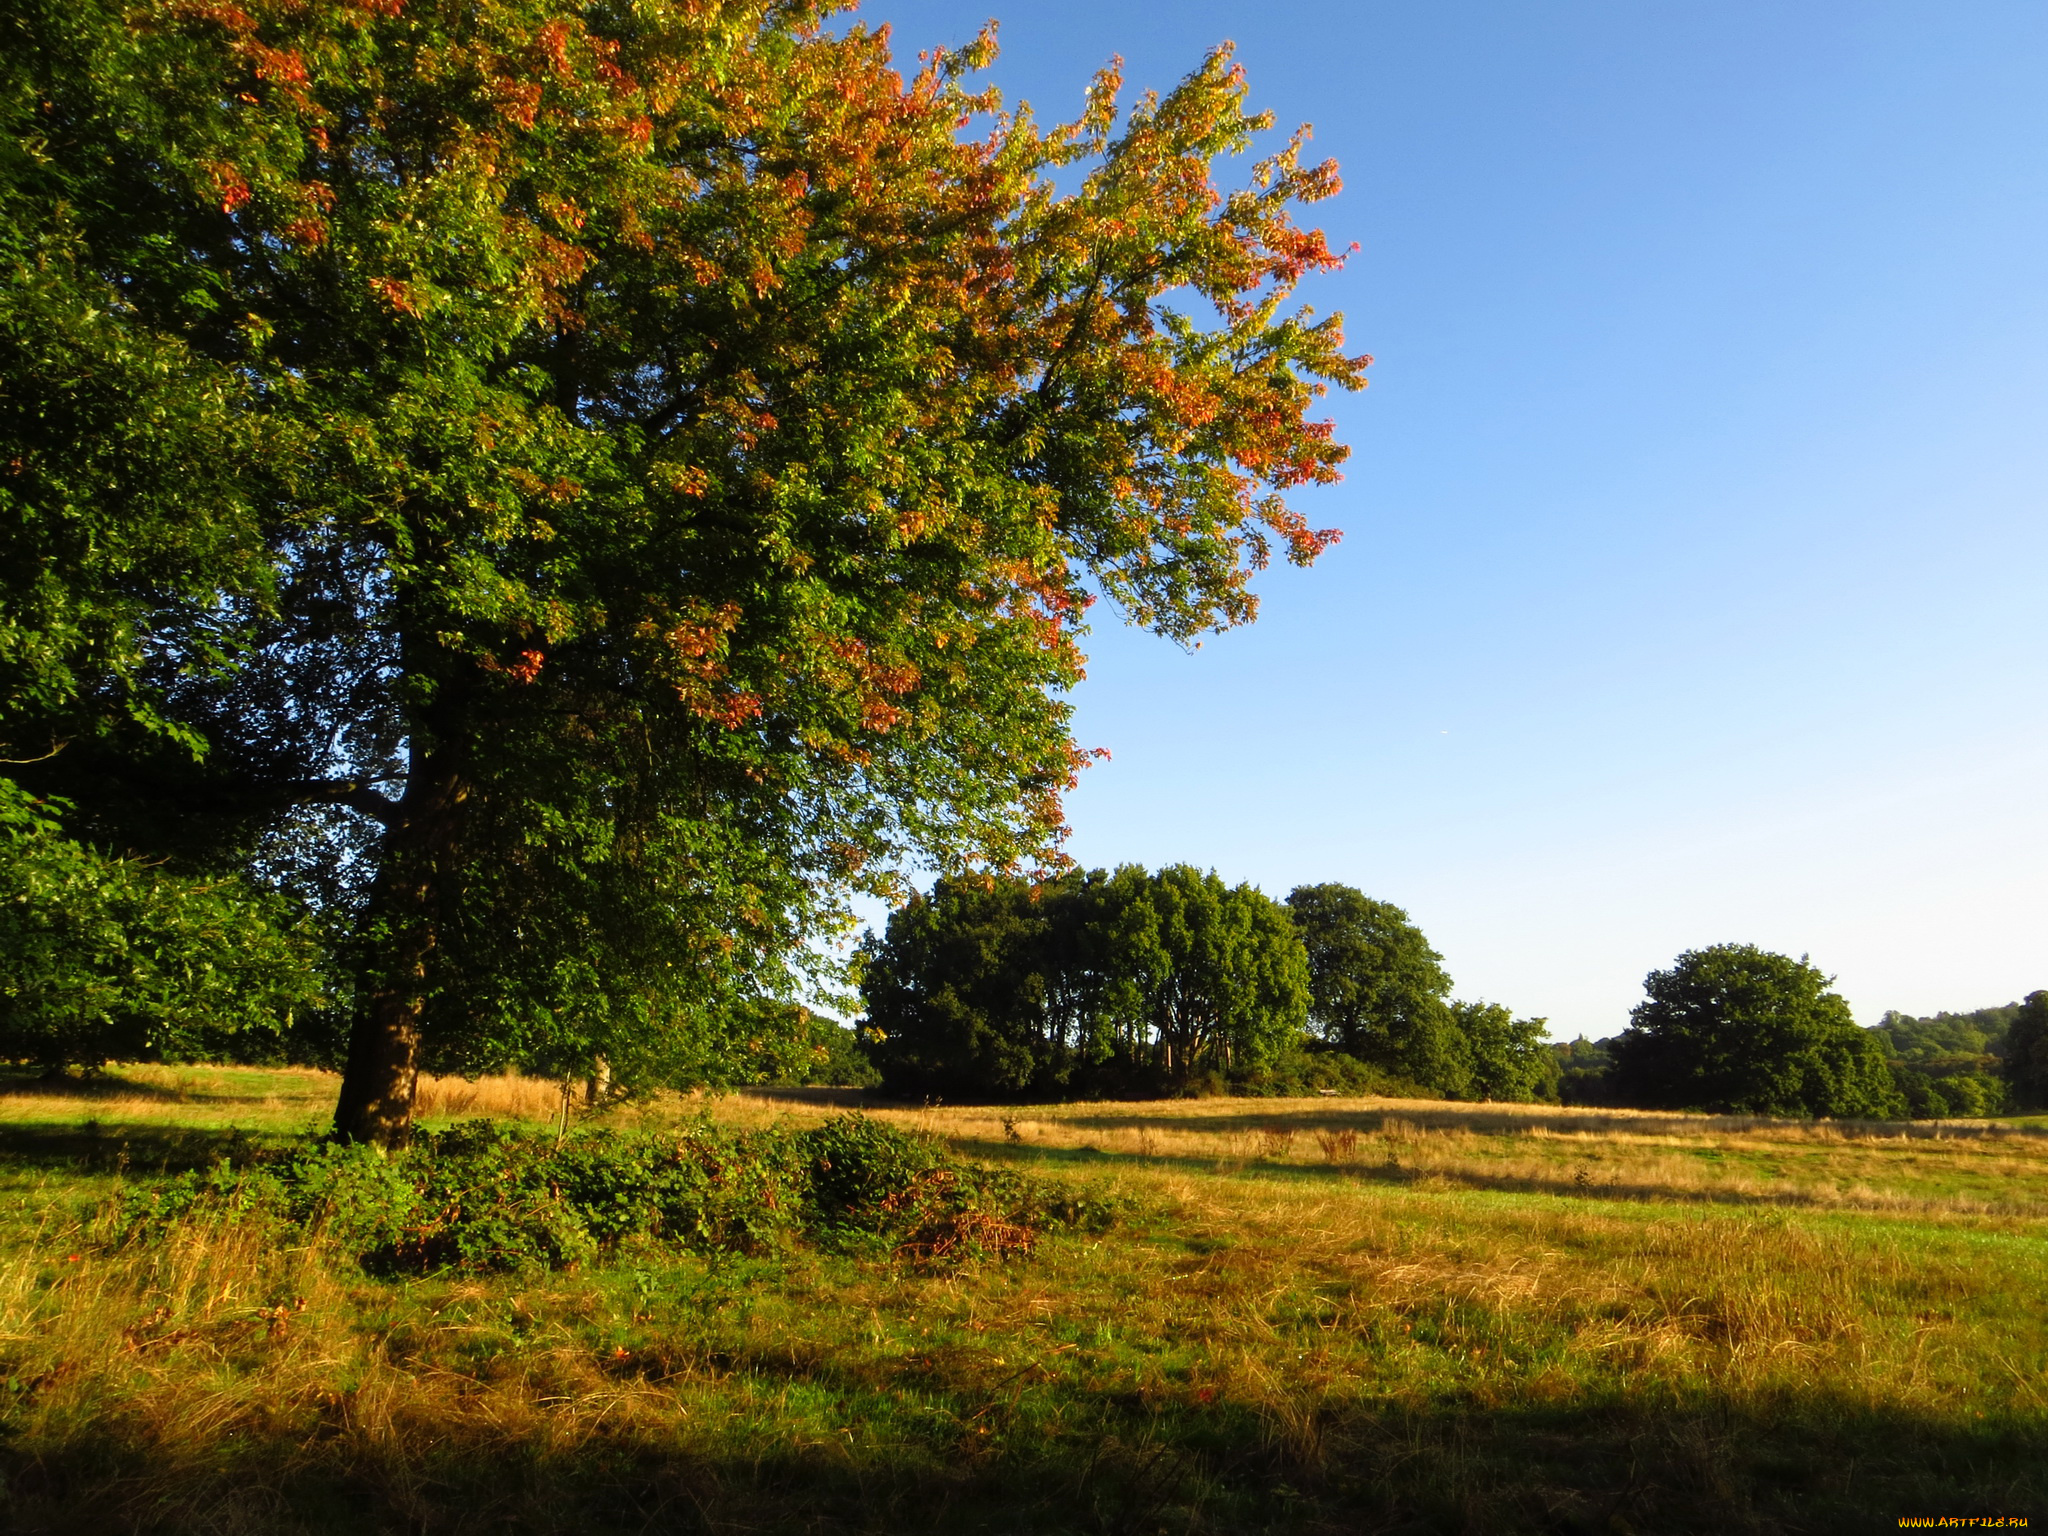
left=0, top=1066, right=2043, bottom=1533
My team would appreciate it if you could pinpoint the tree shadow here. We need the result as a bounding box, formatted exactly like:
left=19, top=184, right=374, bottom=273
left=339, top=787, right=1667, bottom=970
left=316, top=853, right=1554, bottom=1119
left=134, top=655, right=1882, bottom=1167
left=0, top=1362, right=2035, bottom=1534
left=0, top=1122, right=290, bottom=1173
left=1043, top=1101, right=2048, bottom=1144
left=953, top=1136, right=2040, bottom=1218
left=0, top=1069, right=195, bottom=1103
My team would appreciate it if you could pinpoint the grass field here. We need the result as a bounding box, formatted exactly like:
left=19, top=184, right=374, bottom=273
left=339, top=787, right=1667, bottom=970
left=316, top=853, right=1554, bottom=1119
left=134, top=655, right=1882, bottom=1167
left=1, top=1066, right=2043, bottom=1533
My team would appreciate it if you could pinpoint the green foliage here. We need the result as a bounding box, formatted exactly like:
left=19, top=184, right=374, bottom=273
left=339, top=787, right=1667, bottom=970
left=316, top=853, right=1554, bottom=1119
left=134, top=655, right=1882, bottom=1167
left=0, top=782, right=321, bottom=1068
left=859, top=873, right=1083, bottom=1100
left=865, top=870, right=1561, bottom=1104
left=1284, top=884, right=1466, bottom=1085
left=1224, top=1045, right=1437, bottom=1100
left=1890, top=1068, right=2008, bottom=1120
left=121, top=1114, right=1101, bottom=1275
left=1552, top=1036, right=1618, bottom=1106
left=732, top=1007, right=880, bottom=1089
left=864, top=866, right=1309, bottom=1099
left=1453, top=1001, right=1561, bottom=1103
left=1873, top=1003, right=2020, bottom=1062
left=1094, top=865, right=1311, bottom=1087
left=2003, top=991, right=2048, bottom=1112
left=1610, top=945, right=1907, bottom=1119
left=2, top=0, right=1362, bottom=1138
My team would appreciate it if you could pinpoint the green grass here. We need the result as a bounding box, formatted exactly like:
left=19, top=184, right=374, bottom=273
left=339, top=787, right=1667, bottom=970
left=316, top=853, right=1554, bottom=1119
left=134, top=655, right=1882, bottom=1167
left=0, top=1065, right=2043, bottom=1533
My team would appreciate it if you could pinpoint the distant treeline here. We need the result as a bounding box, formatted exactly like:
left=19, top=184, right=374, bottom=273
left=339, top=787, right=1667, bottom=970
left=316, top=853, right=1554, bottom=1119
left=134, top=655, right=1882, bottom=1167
left=857, top=869, right=1556, bottom=1104
left=1554, top=992, right=2047, bottom=1120
left=853, top=872, right=2048, bottom=1120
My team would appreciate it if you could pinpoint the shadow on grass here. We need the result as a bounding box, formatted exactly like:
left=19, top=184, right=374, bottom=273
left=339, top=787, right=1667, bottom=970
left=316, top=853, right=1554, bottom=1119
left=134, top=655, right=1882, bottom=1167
left=0, top=1122, right=291, bottom=1173
left=1, top=1370, right=2037, bottom=1534
left=956, top=1137, right=2048, bottom=1218
left=0, top=1070, right=199, bottom=1103
left=1044, top=1102, right=2048, bottom=1144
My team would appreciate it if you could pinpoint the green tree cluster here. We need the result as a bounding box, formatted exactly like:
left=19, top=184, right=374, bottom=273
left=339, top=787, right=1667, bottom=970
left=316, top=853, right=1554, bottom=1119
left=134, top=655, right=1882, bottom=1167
left=1870, top=1003, right=2020, bottom=1117
left=862, top=874, right=1556, bottom=1103
left=862, top=866, right=1310, bottom=1100
left=1284, top=884, right=1555, bottom=1102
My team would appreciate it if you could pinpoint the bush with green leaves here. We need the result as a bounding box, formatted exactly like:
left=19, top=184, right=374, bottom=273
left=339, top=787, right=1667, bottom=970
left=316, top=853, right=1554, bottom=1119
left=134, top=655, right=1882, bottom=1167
left=1890, top=1069, right=2007, bottom=1120
left=119, top=1114, right=1114, bottom=1275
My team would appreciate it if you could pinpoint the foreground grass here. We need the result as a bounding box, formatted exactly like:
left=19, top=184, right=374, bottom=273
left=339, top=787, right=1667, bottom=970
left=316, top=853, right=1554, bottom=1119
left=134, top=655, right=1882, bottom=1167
left=0, top=1068, right=2043, bottom=1533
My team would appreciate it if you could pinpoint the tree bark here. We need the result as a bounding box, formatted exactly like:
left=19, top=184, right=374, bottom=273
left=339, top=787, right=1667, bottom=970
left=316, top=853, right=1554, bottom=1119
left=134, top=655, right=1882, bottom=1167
left=332, top=754, right=466, bottom=1149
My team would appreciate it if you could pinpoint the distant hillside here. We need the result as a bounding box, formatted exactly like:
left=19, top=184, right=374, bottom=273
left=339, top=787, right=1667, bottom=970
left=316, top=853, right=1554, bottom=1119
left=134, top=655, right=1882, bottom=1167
left=1870, top=1003, right=2021, bottom=1063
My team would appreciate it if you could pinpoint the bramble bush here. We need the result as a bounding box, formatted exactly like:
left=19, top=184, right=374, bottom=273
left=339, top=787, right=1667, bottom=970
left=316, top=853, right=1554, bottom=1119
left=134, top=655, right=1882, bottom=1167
left=116, top=1114, right=1119, bottom=1274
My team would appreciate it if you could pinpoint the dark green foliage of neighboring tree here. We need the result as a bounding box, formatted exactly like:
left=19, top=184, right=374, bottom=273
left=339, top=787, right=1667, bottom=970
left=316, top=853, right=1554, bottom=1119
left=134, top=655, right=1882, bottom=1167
left=2004, top=992, right=2048, bottom=1112
left=864, top=866, right=1309, bottom=1101
left=858, top=874, right=1081, bottom=1101
left=0, top=783, right=320, bottom=1069
left=1609, top=945, right=1906, bottom=1119
left=1283, top=883, right=1552, bottom=1101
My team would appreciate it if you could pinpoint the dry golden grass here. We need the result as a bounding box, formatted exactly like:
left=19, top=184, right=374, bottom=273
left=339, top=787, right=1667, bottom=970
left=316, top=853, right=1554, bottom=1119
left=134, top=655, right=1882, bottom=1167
left=714, top=1089, right=2048, bottom=1222
left=411, top=1070, right=571, bottom=1124
left=0, top=1069, right=2043, bottom=1531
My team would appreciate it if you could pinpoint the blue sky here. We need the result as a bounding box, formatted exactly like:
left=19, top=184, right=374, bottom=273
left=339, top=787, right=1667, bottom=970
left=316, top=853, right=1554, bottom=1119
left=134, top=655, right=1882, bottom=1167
left=863, top=0, right=2048, bottom=1038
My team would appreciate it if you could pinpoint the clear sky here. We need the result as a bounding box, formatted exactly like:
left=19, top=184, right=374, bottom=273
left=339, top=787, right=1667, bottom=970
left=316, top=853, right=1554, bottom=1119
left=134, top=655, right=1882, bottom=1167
left=861, top=0, right=2048, bottom=1039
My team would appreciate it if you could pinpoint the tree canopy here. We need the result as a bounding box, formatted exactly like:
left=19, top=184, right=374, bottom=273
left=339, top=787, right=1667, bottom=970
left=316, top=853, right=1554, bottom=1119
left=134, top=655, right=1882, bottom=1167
left=1608, top=945, right=1904, bottom=1119
left=1284, top=884, right=1466, bottom=1087
left=861, top=870, right=1563, bottom=1104
left=2, top=0, right=1363, bottom=1140
left=862, top=865, right=1310, bottom=1100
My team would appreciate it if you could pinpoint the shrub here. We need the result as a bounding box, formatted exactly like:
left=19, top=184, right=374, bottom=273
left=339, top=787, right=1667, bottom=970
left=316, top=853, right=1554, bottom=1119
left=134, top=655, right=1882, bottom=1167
left=116, top=1114, right=1100, bottom=1275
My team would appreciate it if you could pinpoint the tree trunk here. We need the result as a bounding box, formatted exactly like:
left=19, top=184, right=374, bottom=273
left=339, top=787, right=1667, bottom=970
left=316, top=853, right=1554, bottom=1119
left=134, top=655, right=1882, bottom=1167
left=332, top=755, right=466, bottom=1149
left=332, top=968, right=425, bottom=1149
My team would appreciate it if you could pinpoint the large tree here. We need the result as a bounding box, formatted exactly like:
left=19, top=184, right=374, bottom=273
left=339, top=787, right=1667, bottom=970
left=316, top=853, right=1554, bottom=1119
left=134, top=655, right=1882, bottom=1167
left=1451, top=999, right=1558, bottom=1103
left=1609, top=945, right=1905, bottom=1119
left=859, top=872, right=1082, bottom=1101
left=3, top=0, right=1363, bottom=1142
left=1092, top=864, right=1309, bottom=1087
